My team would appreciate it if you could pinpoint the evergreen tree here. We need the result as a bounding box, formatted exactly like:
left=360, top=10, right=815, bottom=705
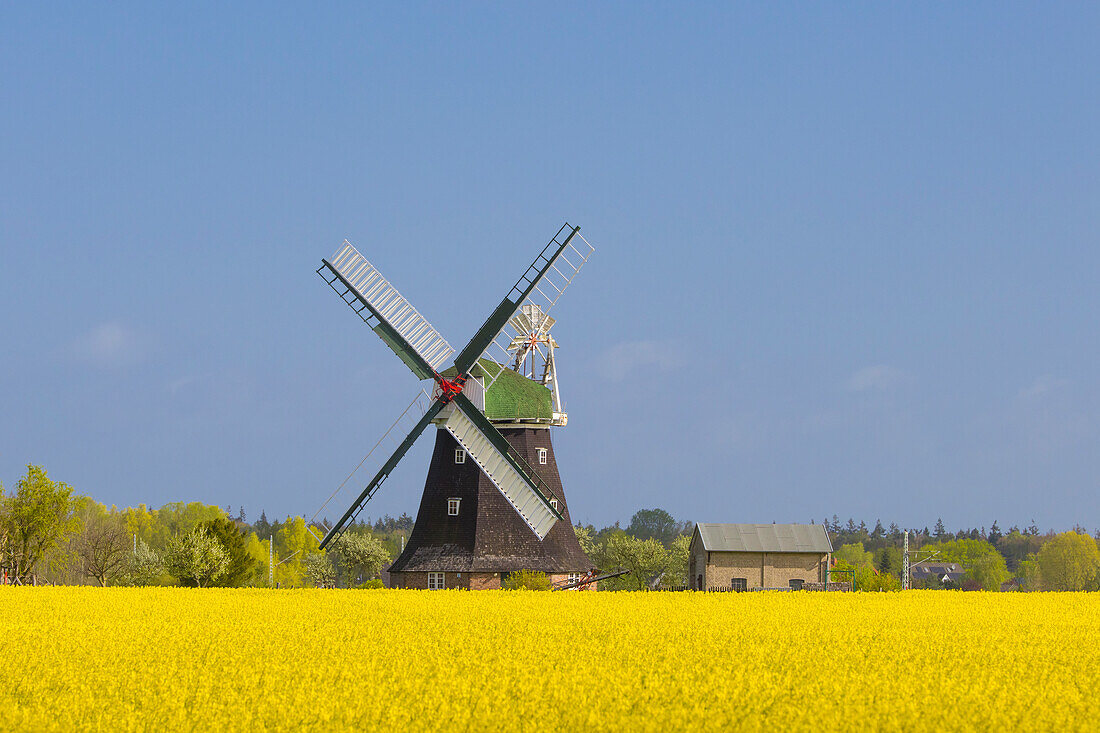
left=195, top=516, right=257, bottom=587
left=988, top=521, right=1002, bottom=544
left=934, top=518, right=948, bottom=541
left=871, top=520, right=886, bottom=541
left=252, top=511, right=271, bottom=539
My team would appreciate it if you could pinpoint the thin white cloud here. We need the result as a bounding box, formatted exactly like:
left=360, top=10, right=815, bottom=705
left=72, top=322, right=142, bottom=368
left=596, top=340, right=685, bottom=381
left=1018, top=375, right=1067, bottom=400
left=845, top=364, right=908, bottom=393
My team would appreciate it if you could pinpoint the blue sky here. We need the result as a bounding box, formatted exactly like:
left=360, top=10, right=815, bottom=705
left=3, top=4, right=1098, bottom=531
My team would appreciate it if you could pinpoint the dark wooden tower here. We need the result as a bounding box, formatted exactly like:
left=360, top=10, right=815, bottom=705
left=388, top=426, right=591, bottom=588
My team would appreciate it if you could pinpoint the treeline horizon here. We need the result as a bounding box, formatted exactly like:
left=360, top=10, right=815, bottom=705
left=5, top=464, right=1099, bottom=591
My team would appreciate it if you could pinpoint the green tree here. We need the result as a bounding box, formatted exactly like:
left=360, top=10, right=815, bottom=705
left=833, top=542, right=874, bottom=569
left=921, top=538, right=1009, bottom=590
left=1038, top=532, right=1100, bottom=591
left=595, top=534, right=667, bottom=590
left=574, top=525, right=596, bottom=557
left=502, top=569, right=552, bottom=590
left=164, top=527, right=230, bottom=587
left=119, top=540, right=164, bottom=586
left=1016, top=554, right=1042, bottom=591
left=661, top=534, right=692, bottom=588
left=626, top=508, right=685, bottom=546
left=2, top=465, right=81, bottom=583
left=304, top=553, right=336, bottom=587
left=875, top=546, right=902, bottom=577
left=966, top=552, right=1010, bottom=591
left=855, top=566, right=901, bottom=592
left=196, top=516, right=257, bottom=587
left=328, top=532, right=390, bottom=587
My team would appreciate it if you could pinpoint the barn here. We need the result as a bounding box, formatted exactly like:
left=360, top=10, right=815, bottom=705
left=688, top=523, right=833, bottom=591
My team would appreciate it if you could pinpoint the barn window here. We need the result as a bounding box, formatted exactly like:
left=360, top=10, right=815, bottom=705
left=454, top=449, right=466, bottom=464
left=447, top=498, right=460, bottom=516
left=789, top=579, right=804, bottom=591
left=428, top=572, right=444, bottom=590
left=731, top=577, right=747, bottom=592
left=537, top=448, right=547, bottom=464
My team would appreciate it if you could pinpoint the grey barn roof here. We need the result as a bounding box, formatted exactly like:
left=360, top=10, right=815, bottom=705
left=694, top=523, right=834, bottom=553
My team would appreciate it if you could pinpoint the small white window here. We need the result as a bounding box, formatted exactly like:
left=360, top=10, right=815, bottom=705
left=428, top=572, right=444, bottom=590
left=567, top=572, right=582, bottom=585
left=550, top=498, right=559, bottom=511
left=455, top=449, right=466, bottom=464
left=448, top=498, right=460, bottom=516
left=537, top=448, right=547, bottom=465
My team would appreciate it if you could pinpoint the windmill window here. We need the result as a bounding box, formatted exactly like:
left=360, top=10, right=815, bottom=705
left=537, top=448, right=547, bottom=465
left=447, top=498, right=460, bottom=516
left=567, top=573, right=582, bottom=586
left=731, top=577, right=747, bottom=592
left=454, top=449, right=465, bottom=464
left=550, top=498, right=559, bottom=511
left=428, top=572, right=444, bottom=590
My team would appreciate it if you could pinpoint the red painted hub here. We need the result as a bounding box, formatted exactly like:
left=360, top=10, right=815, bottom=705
left=436, top=374, right=467, bottom=404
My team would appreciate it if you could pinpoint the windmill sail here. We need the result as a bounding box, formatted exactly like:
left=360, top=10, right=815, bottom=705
left=440, top=393, right=563, bottom=539
left=318, top=400, right=445, bottom=550
left=451, top=223, right=593, bottom=393
left=319, top=241, right=455, bottom=380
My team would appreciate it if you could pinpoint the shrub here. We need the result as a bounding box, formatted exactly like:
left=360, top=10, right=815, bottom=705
left=502, top=570, right=551, bottom=591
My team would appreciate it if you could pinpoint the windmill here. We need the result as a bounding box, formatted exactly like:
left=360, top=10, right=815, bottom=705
left=314, top=223, right=595, bottom=587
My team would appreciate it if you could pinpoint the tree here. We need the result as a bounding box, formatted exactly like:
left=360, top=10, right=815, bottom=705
left=1016, top=554, right=1042, bottom=591
left=875, top=546, right=902, bottom=577
left=76, top=514, right=130, bottom=586
left=855, top=566, right=901, bottom=592
left=1038, top=532, right=1100, bottom=591
left=833, top=542, right=873, bottom=569
left=2, top=465, right=80, bottom=583
left=574, top=525, right=596, bottom=557
left=933, top=518, right=948, bottom=542
left=661, top=535, right=691, bottom=588
left=967, top=552, right=1010, bottom=591
left=119, top=540, right=164, bottom=586
left=626, top=508, right=684, bottom=546
left=871, top=520, right=886, bottom=542
left=196, top=516, right=257, bottom=587
left=328, top=532, right=390, bottom=587
left=304, top=553, right=336, bottom=587
left=164, top=527, right=230, bottom=587
left=595, top=535, right=668, bottom=590
left=502, top=570, right=552, bottom=590
left=988, top=521, right=1002, bottom=545
left=921, top=538, right=1009, bottom=591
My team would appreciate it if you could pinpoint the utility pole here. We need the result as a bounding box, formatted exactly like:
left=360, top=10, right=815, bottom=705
left=269, top=534, right=274, bottom=587
left=902, top=531, right=910, bottom=590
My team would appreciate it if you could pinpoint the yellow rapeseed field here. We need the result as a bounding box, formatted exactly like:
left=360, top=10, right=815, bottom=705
left=1, top=588, right=1097, bottom=731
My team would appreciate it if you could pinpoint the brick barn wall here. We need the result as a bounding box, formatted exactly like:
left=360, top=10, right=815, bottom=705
left=705, top=551, right=764, bottom=589
left=761, top=552, right=828, bottom=588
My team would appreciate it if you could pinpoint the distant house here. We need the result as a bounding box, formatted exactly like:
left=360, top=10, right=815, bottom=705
left=911, top=562, right=966, bottom=586
left=688, top=523, right=833, bottom=591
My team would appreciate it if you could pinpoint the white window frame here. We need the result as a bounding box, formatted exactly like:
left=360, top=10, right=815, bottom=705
left=537, top=447, right=548, bottom=465
left=567, top=572, right=582, bottom=585
left=454, top=449, right=466, bottom=464
left=550, top=498, right=559, bottom=511
left=428, top=572, right=444, bottom=590
left=447, top=498, right=460, bottom=516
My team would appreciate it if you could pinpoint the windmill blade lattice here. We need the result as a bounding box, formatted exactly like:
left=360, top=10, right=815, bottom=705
left=440, top=393, right=563, bottom=539
left=319, top=241, right=454, bottom=381
left=451, top=223, right=593, bottom=395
